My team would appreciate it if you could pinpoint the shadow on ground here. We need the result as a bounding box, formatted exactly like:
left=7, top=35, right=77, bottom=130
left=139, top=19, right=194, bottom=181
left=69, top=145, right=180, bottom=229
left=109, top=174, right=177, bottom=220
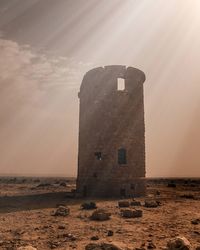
left=0, top=192, right=74, bottom=213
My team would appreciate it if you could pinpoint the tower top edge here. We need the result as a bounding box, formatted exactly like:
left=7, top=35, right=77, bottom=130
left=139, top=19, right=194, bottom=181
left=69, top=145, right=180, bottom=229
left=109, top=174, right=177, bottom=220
left=82, top=65, right=146, bottom=81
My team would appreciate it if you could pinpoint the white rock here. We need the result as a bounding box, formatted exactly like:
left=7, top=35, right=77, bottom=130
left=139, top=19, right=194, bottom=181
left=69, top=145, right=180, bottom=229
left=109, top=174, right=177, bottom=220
left=17, top=246, right=37, bottom=250
left=167, top=236, right=191, bottom=250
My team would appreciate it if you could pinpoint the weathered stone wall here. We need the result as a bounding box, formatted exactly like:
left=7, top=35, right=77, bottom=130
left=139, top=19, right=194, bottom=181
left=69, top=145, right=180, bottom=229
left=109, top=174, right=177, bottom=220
left=76, top=65, right=146, bottom=197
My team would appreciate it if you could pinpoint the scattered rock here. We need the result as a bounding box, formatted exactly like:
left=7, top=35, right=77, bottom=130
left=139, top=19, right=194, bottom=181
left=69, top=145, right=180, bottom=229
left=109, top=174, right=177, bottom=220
left=85, top=242, right=122, bottom=250
left=48, top=240, right=61, bottom=249
left=13, top=229, right=25, bottom=236
left=120, top=209, right=143, bottom=218
left=115, top=229, right=123, bottom=234
left=167, top=183, right=176, bottom=188
left=118, top=200, right=130, bottom=208
left=36, top=183, right=51, bottom=188
left=107, top=230, right=114, bottom=236
left=147, top=242, right=156, bottom=249
left=67, top=233, right=77, bottom=241
left=167, top=236, right=191, bottom=250
left=77, top=213, right=88, bottom=220
left=17, top=246, right=37, bottom=250
left=180, top=194, right=195, bottom=199
left=56, top=203, right=66, bottom=207
left=90, top=209, right=111, bottom=221
left=81, top=201, right=97, bottom=210
left=51, top=206, right=70, bottom=216
left=144, top=200, right=159, bottom=208
left=59, top=182, right=67, bottom=187
left=62, top=233, right=77, bottom=241
left=43, top=225, right=50, bottom=229
left=91, top=236, right=99, bottom=241
left=58, top=225, right=66, bottom=229
left=156, top=190, right=160, bottom=195
left=191, top=219, right=200, bottom=225
left=130, top=200, right=141, bottom=206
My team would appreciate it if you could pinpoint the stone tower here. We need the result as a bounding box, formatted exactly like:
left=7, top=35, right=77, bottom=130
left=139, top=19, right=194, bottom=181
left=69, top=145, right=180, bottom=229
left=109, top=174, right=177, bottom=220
left=76, top=65, right=146, bottom=198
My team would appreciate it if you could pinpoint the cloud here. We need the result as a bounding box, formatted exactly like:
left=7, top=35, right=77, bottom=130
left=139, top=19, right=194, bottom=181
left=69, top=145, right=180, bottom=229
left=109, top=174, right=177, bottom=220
left=0, top=38, right=92, bottom=91
left=0, top=38, right=94, bottom=176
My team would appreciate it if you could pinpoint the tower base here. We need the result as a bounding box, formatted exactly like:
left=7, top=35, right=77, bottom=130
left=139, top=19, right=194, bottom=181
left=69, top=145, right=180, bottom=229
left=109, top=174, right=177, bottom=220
left=76, top=178, right=146, bottom=198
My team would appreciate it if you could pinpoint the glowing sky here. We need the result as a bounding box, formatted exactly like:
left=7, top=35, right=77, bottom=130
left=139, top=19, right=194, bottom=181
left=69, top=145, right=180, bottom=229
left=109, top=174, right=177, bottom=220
left=0, top=0, right=200, bottom=177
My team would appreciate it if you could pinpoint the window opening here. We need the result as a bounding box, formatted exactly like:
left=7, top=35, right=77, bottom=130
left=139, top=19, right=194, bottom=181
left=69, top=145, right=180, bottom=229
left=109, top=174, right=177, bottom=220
left=94, top=152, right=102, bottom=160
left=118, top=148, right=127, bottom=164
left=117, top=78, right=125, bottom=91
left=120, top=188, right=126, bottom=197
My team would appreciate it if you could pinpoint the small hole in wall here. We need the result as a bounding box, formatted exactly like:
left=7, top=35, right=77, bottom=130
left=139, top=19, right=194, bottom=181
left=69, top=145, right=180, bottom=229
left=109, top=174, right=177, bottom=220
left=130, top=184, right=135, bottom=190
left=117, top=78, right=125, bottom=91
left=94, top=152, right=102, bottom=160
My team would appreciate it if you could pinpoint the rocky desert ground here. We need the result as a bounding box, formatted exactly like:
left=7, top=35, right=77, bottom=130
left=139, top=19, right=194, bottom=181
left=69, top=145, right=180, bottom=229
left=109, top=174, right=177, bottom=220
left=0, top=177, right=200, bottom=250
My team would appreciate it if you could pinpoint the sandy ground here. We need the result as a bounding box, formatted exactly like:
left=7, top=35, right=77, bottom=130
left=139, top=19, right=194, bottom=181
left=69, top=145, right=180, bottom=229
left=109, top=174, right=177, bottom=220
left=0, top=178, right=200, bottom=250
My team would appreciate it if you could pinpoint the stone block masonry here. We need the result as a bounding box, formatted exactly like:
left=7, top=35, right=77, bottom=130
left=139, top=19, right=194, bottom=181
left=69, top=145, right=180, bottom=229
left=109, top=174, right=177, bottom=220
left=76, top=65, right=146, bottom=197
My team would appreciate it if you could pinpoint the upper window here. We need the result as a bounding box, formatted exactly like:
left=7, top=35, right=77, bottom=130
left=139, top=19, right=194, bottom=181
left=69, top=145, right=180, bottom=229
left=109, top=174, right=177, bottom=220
left=117, top=78, right=125, bottom=91
left=118, top=148, right=127, bottom=165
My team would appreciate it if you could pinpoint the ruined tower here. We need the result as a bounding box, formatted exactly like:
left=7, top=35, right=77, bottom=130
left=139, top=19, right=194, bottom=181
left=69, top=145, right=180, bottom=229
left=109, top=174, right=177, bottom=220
left=77, top=65, right=146, bottom=197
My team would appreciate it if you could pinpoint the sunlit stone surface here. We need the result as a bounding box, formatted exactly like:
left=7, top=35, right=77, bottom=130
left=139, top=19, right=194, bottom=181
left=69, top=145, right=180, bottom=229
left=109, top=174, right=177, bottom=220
left=77, top=65, right=146, bottom=197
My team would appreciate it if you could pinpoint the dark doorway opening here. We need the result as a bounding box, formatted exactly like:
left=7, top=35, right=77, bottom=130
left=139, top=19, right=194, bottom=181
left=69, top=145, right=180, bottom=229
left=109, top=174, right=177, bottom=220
left=130, top=183, right=135, bottom=190
left=83, top=186, right=87, bottom=197
left=120, top=188, right=126, bottom=197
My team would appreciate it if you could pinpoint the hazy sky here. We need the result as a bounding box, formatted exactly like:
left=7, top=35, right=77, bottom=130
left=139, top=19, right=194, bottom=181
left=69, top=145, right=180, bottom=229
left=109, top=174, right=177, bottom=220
left=0, top=0, right=200, bottom=177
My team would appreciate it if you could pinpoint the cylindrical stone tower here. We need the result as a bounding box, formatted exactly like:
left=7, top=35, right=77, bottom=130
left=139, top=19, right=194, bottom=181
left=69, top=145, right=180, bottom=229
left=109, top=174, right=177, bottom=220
left=77, top=65, right=146, bottom=197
